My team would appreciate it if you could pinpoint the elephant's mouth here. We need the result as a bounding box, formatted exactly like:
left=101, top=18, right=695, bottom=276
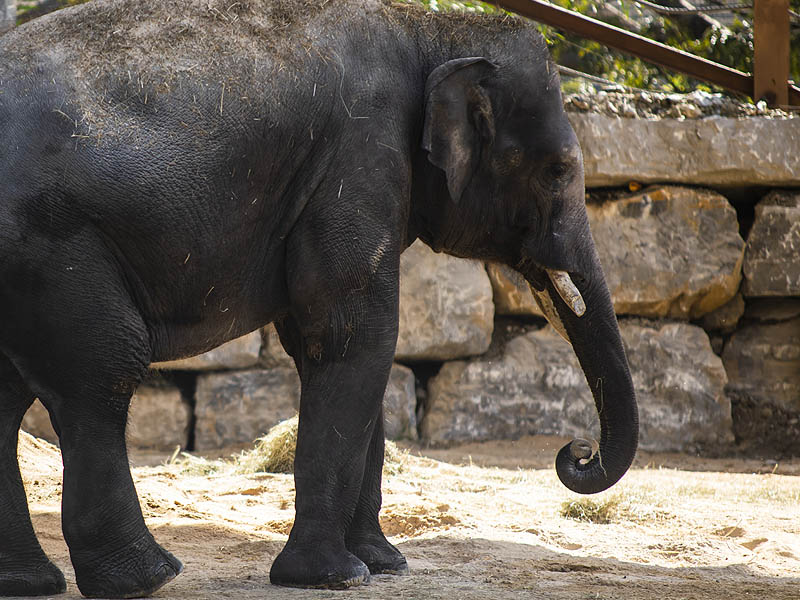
left=517, top=261, right=586, bottom=344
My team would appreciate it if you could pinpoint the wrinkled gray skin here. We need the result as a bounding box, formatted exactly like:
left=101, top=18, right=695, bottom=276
left=0, top=0, right=637, bottom=596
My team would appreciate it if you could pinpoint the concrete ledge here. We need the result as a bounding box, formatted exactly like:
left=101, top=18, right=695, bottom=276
left=569, top=113, right=800, bottom=188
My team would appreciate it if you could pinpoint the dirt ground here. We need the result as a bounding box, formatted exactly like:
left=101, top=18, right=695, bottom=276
left=17, top=432, right=800, bottom=600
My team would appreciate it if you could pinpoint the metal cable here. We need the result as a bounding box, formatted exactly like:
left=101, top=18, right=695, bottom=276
left=557, top=64, right=800, bottom=112
left=632, top=0, right=753, bottom=15
left=558, top=64, right=623, bottom=86
left=630, top=1, right=800, bottom=27
left=557, top=65, right=657, bottom=94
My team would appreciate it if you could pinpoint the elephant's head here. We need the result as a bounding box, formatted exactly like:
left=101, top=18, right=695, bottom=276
left=414, top=54, right=638, bottom=494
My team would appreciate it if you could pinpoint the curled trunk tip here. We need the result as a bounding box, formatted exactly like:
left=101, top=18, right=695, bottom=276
left=555, top=435, right=636, bottom=494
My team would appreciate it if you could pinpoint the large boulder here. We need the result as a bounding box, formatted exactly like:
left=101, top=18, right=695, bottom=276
left=383, top=364, right=418, bottom=440
left=483, top=187, right=744, bottom=320
left=701, top=293, right=745, bottom=335
left=194, top=368, right=301, bottom=450
left=422, top=321, right=731, bottom=452
left=423, top=326, right=595, bottom=445
left=722, top=316, right=800, bottom=451
left=743, top=298, right=800, bottom=323
left=590, top=187, right=744, bottom=319
left=486, top=263, right=543, bottom=318
left=194, top=364, right=416, bottom=449
left=742, top=191, right=800, bottom=297
left=625, top=323, right=732, bottom=451
left=396, top=240, right=494, bottom=361
left=126, top=385, right=192, bottom=449
left=259, top=323, right=295, bottom=368
left=153, top=331, right=262, bottom=371
left=569, top=113, right=800, bottom=188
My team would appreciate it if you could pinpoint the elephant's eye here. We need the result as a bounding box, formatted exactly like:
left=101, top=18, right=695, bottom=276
left=548, top=161, right=570, bottom=180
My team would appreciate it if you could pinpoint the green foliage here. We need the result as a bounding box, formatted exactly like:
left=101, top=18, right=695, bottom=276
left=407, top=0, right=800, bottom=98
left=544, top=1, right=728, bottom=94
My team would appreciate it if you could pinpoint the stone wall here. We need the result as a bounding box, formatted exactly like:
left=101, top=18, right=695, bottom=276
left=21, top=107, right=800, bottom=456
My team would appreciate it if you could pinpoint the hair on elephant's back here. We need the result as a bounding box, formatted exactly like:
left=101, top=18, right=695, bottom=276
left=381, top=1, right=545, bottom=70
left=2, top=0, right=546, bottom=86
left=6, top=0, right=538, bottom=75
left=3, top=0, right=341, bottom=77
left=0, top=0, right=547, bottom=140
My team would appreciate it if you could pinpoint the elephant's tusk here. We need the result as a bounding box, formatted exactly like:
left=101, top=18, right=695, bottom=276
left=531, top=287, right=571, bottom=345
left=546, top=270, right=586, bottom=317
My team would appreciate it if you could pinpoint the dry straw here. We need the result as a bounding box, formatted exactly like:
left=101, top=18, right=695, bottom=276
left=560, top=495, right=625, bottom=524
left=560, top=491, right=672, bottom=525
left=234, top=415, right=410, bottom=475
left=236, top=415, right=300, bottom=474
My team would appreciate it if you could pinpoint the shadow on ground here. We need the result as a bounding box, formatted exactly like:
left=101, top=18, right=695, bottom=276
left=28, top=513, right=800, bottom=600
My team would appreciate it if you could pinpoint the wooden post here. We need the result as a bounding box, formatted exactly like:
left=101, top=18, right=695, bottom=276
left=753, top=0, right=790, bottom=106
left=0, top=0, right=15, bottom=34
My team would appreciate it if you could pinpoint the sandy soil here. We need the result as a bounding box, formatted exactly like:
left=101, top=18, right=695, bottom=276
left=17, top=432, right=800, bottom=600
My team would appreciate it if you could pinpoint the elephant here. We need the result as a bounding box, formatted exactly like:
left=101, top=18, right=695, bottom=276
left=0, top=0, right=638, bottom=596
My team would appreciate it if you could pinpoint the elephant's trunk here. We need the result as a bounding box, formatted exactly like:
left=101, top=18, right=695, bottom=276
left=526, top=254, right=638, bottom=495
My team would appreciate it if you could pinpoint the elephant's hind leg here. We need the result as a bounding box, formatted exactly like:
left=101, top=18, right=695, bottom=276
left=56, top=394, right=184, bottom=599
left=39, top=322, right=182, bottom=598
left=345, top=411, right=408, bottom=576
left=3, top=236, right=182, bottom=598
left=0, top=353, right=66, bottom=597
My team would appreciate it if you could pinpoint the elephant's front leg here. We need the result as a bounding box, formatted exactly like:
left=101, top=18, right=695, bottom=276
left=344, top=408, right=408, bottom=575
left=269, top=222, right=401, bottom=589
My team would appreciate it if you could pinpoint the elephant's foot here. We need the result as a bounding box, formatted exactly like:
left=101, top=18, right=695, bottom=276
left=269, top=542, right=370, bottom=589
left=347, top=534, right=408, bottom=575
left=71, top=533, right=183, bottom=599
left=0, top=557, right=67, bottom=597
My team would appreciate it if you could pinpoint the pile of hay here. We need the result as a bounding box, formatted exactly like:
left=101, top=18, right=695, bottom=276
left=560, top=490, right=673, bottom=525
left=235, top=415, right=299, bottom=474
left=234, top=415, right=410, bottom=475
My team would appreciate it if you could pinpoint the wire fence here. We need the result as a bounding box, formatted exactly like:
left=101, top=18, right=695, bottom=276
left=557, top=64, right=661, bottom=94
left=631, top=0, right=800, bottom=26
left=536, top=0, right=799, bottom=103
left=633, top=1, right=753, bottom=16
left=557, top=62, right=800, bottom=111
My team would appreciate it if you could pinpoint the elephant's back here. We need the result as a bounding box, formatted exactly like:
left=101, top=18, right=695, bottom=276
left=1, top=0, right=355, bottom=87
left=0, top=0, right=367, bottom=146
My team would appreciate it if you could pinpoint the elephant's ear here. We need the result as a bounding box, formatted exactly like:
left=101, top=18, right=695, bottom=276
left=422, top=57, right=498, bottom=203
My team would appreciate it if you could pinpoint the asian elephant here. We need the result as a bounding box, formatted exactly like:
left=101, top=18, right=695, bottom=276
left=0, top=0, right=638, bottom=596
